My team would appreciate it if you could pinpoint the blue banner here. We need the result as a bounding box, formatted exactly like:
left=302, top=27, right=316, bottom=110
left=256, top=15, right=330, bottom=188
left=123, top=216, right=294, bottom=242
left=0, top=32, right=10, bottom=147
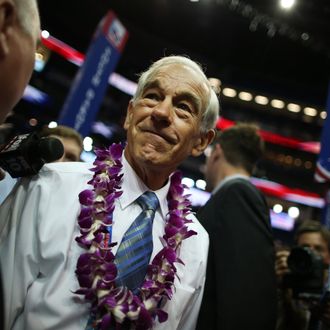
left=58, top=11, right=129, bottom=136
left=322, top=189, right=330, bottom=228
left=315, top=83, right=330, bottom=183
left=315, top=83, right=330, bottom=232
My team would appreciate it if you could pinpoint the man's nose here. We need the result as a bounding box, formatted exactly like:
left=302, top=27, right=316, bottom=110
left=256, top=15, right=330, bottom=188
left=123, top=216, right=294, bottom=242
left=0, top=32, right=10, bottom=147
left=309, top=246, right=316, bottom=253
left=151, top=99, right=172, bottom=123
left=308, top=246, right=319, bottom=256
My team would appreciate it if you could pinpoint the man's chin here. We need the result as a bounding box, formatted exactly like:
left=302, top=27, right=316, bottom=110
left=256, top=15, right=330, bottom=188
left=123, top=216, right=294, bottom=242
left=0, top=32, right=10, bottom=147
left=139, top=149, right=164, bottom=164
left=140, top=141, right=170, bottom=156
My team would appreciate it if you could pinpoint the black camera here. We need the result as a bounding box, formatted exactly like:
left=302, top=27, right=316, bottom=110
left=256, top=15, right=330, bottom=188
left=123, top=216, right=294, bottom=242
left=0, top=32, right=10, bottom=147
left=283, top=246, right=325, bottom=301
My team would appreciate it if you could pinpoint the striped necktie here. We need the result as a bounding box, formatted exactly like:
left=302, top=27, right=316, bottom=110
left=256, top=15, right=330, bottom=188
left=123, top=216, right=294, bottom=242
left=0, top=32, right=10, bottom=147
left=114, top=191, right=159, bottom=294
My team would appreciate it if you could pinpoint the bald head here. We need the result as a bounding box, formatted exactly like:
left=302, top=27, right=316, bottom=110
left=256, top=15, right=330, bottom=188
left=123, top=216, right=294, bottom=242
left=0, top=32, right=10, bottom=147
left=0, top=0, right=40, bottom=123
left=13, top=0, right=40, bottom=38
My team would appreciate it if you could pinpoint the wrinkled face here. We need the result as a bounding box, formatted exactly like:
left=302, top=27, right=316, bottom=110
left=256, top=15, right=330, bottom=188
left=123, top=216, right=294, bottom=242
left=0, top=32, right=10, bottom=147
left=124, top=64, right=210, bottom=175
left=297, top=232, right=330, bottom=265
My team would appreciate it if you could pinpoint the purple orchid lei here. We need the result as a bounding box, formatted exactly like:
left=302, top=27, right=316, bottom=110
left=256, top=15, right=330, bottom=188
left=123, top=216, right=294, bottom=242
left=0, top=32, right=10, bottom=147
left=75, top=143, right=197, bottom=330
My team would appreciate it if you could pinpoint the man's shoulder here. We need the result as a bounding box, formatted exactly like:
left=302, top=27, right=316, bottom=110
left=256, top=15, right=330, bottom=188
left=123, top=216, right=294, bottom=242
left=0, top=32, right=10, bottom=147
left=33, top=162, right=93, bottom=184
left=222, top=177, right=253, bottom=189
left=13, top=162, right=94, bottom=200
left=218, top=177, right=259, bottom=197
left=186, top=213, right=209, bottom=242
left=41, top=161, right=92, bottom=175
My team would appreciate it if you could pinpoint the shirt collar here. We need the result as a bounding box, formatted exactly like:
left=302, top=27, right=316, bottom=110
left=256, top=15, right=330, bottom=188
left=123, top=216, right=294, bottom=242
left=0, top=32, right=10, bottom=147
left=119, top=154, right=170, bottom=219
left=212, top=174, right=250, bottom=195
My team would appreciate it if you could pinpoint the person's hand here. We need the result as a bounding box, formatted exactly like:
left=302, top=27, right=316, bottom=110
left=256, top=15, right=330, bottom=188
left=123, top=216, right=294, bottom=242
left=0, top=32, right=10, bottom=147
left=275, top=250, right=290, bottom=282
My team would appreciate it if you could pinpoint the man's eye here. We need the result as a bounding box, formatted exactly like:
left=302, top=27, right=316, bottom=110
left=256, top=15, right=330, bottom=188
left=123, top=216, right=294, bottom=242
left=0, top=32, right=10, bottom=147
left=144, top=93, right=159, bottom=100
left=177, top=103, right=192, bottom=112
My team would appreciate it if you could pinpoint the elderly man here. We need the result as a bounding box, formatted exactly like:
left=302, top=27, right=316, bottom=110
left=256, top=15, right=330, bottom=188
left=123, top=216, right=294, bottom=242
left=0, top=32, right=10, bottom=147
left=0, top=55, right=219, bottom=330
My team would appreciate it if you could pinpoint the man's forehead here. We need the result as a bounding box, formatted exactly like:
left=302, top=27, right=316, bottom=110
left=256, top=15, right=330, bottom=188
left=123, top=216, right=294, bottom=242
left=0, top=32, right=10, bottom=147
left=145, top=66, right=208, bottom=94
left=155, top=64, right=203, bottom=81
left=298, top=232, right=327, bottom=246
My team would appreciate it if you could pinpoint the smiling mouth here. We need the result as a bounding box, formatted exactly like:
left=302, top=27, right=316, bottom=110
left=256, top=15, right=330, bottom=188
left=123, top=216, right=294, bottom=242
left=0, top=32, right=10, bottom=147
left=142, top=129, right=176, bottom=144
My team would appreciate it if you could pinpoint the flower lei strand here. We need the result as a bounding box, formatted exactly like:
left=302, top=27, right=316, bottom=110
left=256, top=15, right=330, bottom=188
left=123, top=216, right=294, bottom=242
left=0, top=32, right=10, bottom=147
left=75, top=143, right=197, bottom=330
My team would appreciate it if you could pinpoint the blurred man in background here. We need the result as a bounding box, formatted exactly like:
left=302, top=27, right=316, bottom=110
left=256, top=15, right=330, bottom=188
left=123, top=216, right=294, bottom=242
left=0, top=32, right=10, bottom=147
left=39, top=125, right=83, bottom=162
left=0, top=125, right=83, bottom=204
left=197, top=123, right=277, bottom=330
left=276, top=220, right=330, bottom=330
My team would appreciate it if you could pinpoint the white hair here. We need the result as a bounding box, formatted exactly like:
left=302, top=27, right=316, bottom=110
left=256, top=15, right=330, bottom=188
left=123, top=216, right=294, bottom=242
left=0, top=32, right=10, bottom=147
left=132, top=55, right=219, bottom=133
left=13, top=0, right=40, bottom=37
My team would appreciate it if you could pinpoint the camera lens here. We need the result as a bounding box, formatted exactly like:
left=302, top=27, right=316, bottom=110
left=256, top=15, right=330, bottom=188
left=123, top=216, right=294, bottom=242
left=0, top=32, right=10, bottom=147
left=288, top=246, right=314, bottom=274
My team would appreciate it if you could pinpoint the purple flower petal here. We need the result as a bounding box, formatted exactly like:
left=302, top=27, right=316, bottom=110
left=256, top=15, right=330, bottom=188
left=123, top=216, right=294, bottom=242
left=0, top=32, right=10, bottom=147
left=156, top=309, right=168, bottom=323
left=163, top=248, right=177, bottom=263
left=100, top=314, right=112, bottom=330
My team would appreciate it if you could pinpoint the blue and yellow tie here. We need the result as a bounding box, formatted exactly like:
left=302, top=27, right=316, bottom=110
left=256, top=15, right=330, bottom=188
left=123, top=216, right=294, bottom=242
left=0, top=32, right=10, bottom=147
left=114, top=191, right=159, bottom=294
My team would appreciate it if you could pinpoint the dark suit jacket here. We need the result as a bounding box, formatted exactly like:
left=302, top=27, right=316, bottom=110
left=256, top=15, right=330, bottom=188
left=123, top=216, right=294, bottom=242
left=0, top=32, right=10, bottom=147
left=197, top=178, right=277, bottom=330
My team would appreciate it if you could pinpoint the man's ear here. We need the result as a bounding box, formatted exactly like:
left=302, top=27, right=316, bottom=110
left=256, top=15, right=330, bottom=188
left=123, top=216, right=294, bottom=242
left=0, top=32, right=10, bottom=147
left=0, top=0, right=15, bottom=58
left=212, top=143, right=222, bottom=161
left=123, top=100, right=134, bottom=130
left=191, top=129, right=216, bottom=157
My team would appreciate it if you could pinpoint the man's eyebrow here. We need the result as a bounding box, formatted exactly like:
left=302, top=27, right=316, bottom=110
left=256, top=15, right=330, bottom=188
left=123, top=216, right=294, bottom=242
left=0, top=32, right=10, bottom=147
left=143, top=80, right=161, bottom=92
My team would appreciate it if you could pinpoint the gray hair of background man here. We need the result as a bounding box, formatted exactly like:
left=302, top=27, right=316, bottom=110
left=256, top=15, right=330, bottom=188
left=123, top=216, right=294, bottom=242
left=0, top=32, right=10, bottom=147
left=132, top=55, right=220, bottom=133
left=13, top=0, right=40, bottom=37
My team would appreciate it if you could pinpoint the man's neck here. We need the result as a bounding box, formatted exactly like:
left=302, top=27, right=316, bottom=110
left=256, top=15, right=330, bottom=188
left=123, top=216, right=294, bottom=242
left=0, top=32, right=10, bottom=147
left=207, top=163, right=250, bottom=193
left=124, top=150, right=171, bottom=191
left=210, top=168, right=250, bottom=195
left=214, top=165, right=250, bottom=190
left=221, top=166, right=250, bottom=180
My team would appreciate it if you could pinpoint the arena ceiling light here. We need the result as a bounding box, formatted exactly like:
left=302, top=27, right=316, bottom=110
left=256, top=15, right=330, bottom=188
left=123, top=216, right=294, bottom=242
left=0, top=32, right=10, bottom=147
left=320, top=111, right=327, bottom=119
left=288, top=206, right=300, bottom=218
left=255, top=95, right=269, bottom=105
left=196, top=179, right=207, bottom=190
left=273, top=204, right=283, bottom=214
left=238, top=91, right=253, bottom=101
left=48, top=121, right=58, bottom=128
left=303, top=107, right=318, bottom=117
left=287, top=103, right=301, bottom=113
left=271, top=99, right=285, bottom=109
left=222, top=87, right=237, bottom=97
left=280, top=0, right=295, bottom=10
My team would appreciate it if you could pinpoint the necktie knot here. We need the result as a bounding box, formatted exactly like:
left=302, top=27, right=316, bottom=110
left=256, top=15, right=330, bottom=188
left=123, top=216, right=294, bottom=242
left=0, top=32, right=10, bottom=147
left=136, top=191, right=159, bottom=212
